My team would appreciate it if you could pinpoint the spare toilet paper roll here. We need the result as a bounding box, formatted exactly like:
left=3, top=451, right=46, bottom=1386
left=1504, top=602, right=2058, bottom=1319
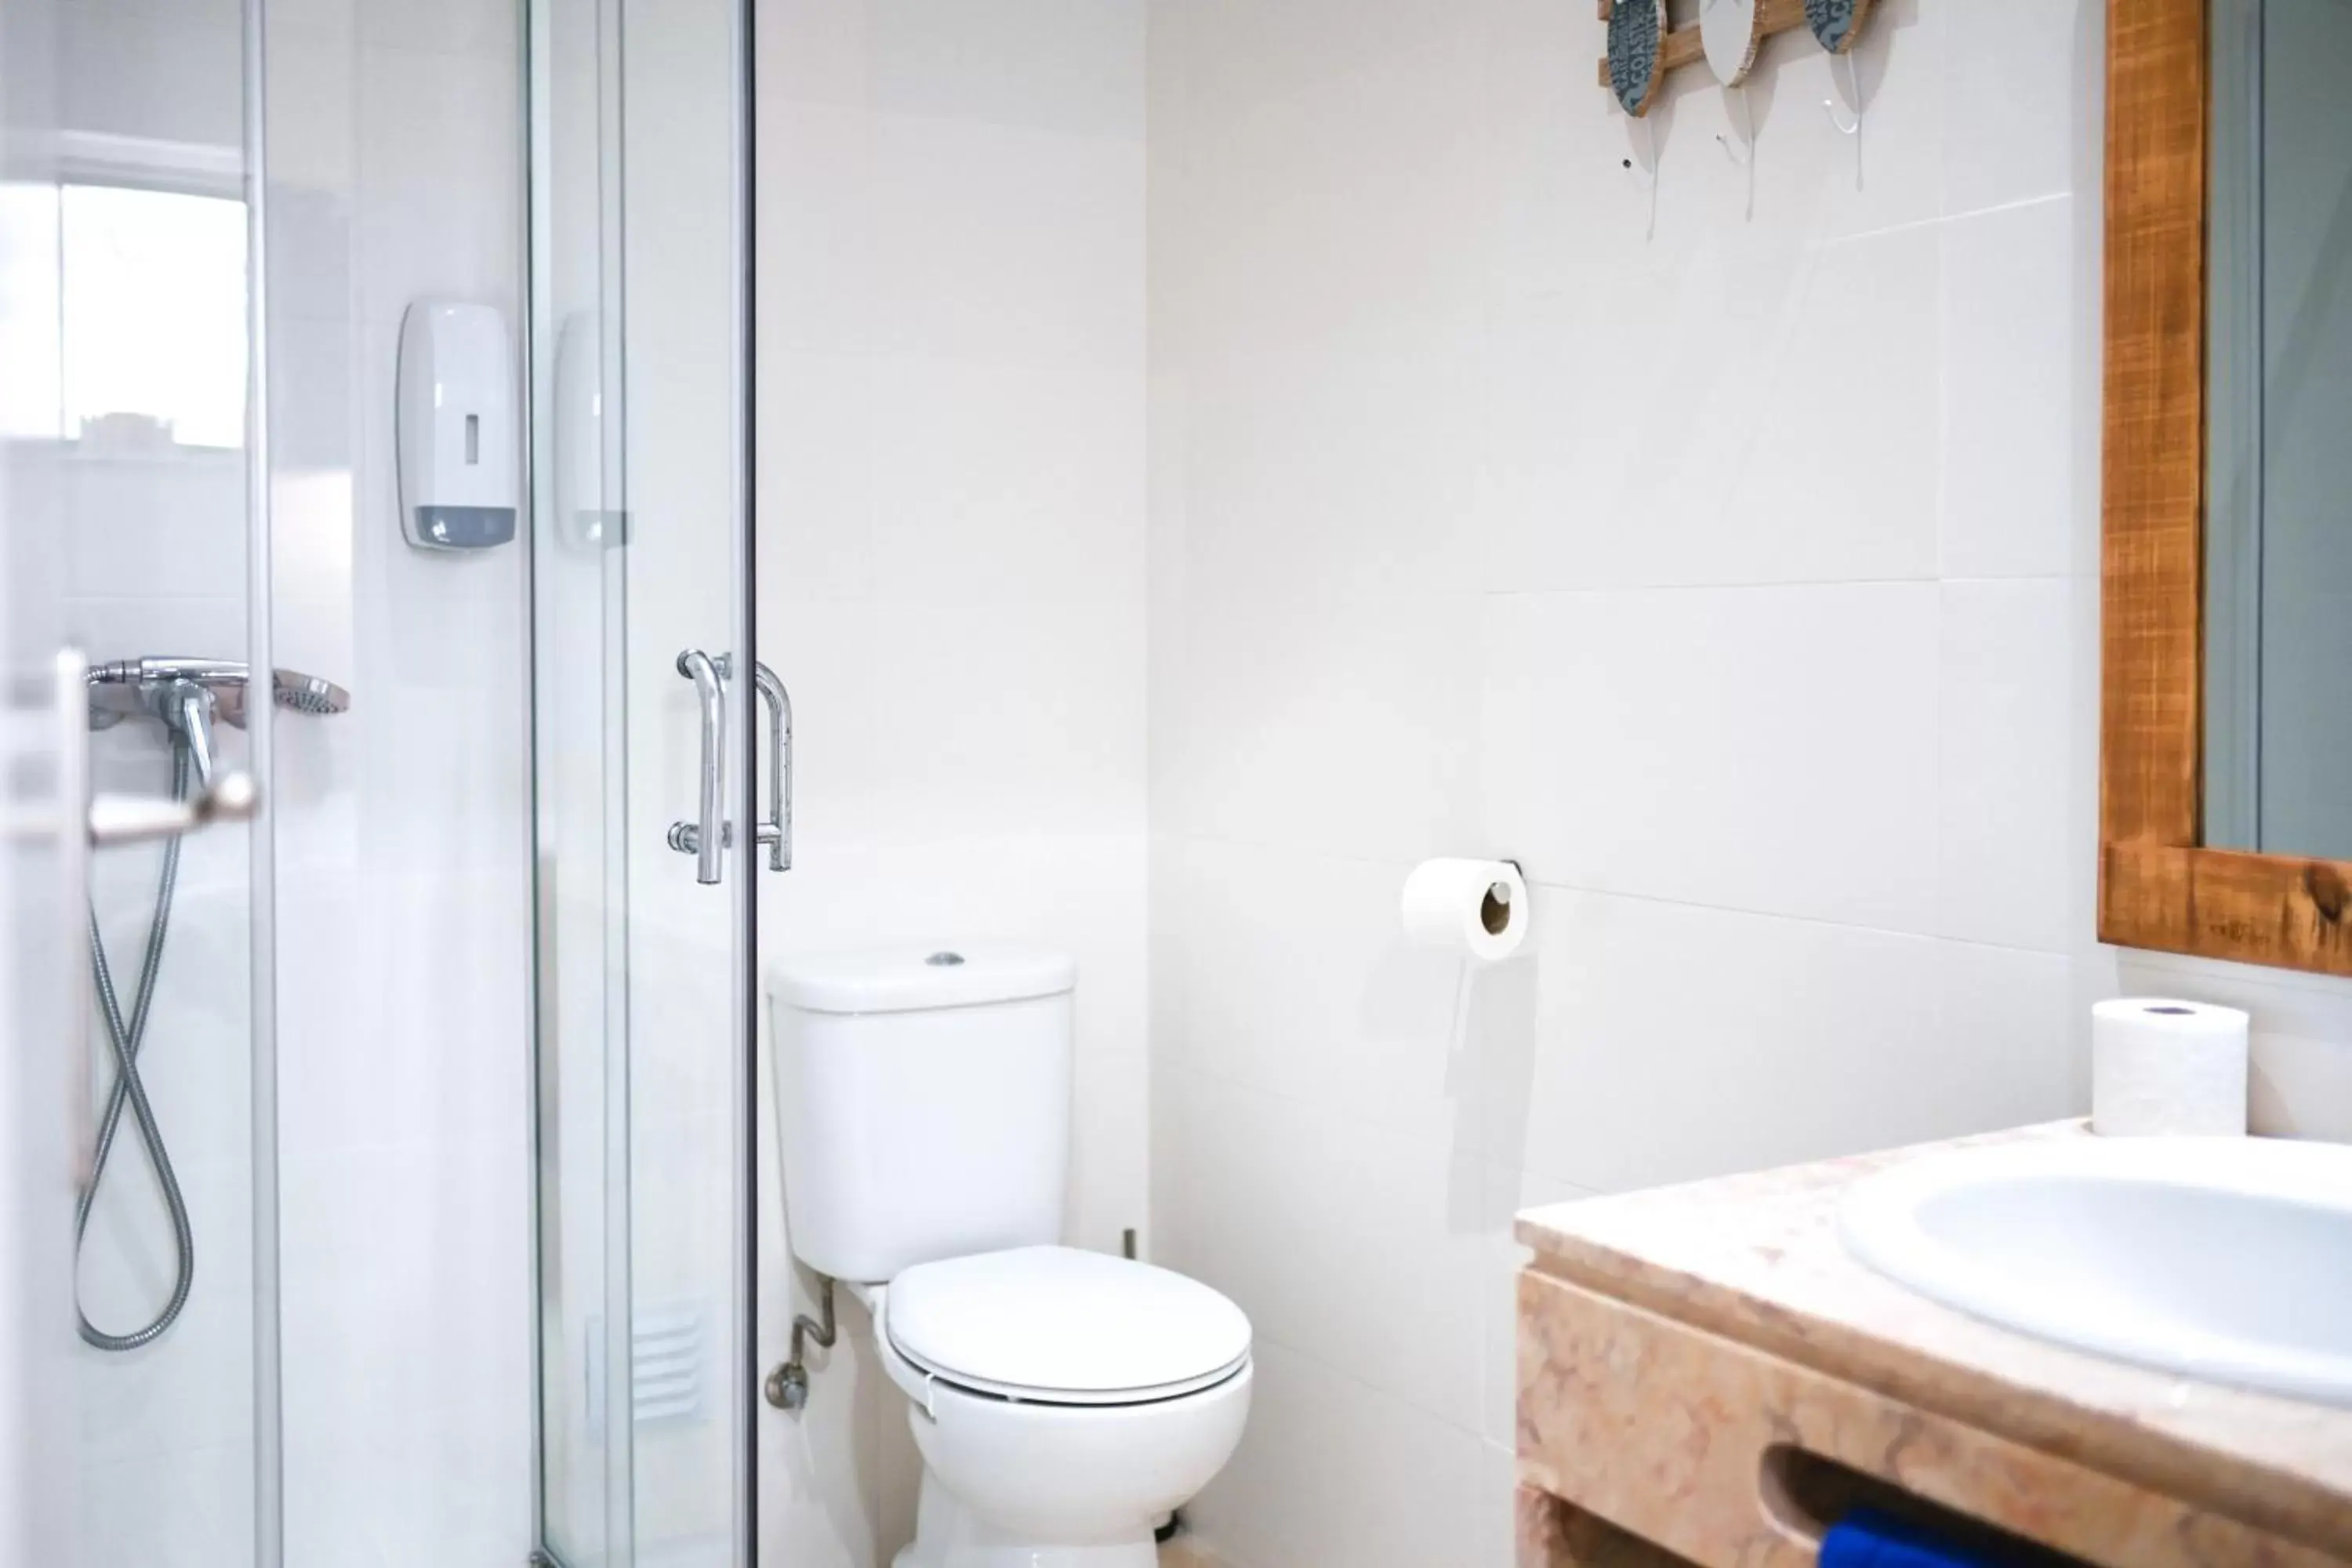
left=1400, top=858, right=1530, bottom=963
left=2091, top=997, right=2251, bottom=1138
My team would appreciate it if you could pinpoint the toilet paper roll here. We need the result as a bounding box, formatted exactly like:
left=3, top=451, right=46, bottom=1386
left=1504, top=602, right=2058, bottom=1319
left=1400, top=858, right=1530, bottom=964
left=2091, top=997, right=2251, bottom=1138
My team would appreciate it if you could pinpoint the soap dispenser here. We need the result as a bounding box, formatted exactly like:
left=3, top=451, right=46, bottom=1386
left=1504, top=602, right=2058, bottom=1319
left=395, top=299, right=517, bottom=551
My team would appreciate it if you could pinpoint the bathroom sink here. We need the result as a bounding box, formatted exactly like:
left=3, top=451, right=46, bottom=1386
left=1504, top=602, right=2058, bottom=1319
left=1838, top=1135, right=2352, bottom=1406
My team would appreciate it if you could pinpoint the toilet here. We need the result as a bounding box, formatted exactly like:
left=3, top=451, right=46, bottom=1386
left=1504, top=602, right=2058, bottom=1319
left=769, top=946, right=1253, bottom=1568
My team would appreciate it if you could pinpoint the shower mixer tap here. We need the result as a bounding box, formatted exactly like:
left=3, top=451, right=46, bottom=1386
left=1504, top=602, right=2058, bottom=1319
left=87, top=657, right=352, bottom=788
left=89, top=656, right=350, bottom=726
left=69, top=653, right=349, bottom=1352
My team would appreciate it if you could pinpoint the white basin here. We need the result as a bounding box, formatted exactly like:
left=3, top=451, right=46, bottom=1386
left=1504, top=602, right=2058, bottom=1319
left=1838, top=1135, right=2352, bottom=1406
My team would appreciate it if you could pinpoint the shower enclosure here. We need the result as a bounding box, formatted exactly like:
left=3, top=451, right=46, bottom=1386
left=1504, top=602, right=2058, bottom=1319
left=0, top=0, right=757, bottom=1562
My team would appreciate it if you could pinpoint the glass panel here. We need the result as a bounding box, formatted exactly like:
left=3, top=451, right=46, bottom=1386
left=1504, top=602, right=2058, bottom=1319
left=2206, top=0, right=2352, bottom=859
left=259, top=1, right=537, bottom=1560
left=0, top=0, right=85, bottom=1559
left=49, top=1, right=262, bottom=1562
left=530, top=0, right=630, bottom=1554
left=60, top=184, right=249, bottom=450
left=531, top=0, right=753, bottom=1560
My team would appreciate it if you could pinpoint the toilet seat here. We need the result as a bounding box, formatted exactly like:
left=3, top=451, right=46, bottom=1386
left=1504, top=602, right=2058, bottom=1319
left=884, top=1245, right=1251, bottom=1406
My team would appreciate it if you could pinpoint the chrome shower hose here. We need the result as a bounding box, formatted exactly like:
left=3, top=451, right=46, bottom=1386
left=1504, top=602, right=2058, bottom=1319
left=74, top=742, right=198, bottom=1352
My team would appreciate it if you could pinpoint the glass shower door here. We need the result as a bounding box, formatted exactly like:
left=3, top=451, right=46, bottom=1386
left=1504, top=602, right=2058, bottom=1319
left=2, top=0, right=270, bottom=1559
left=528, top=0, right=756, bottom=1563
left=0, top=7, right=84, bottom=1552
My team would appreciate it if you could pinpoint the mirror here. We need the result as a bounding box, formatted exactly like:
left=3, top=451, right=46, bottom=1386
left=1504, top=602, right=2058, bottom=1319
left=2100, top=0, right=2352, bottom=978
left=2203, top=0, right=2352, bottom=862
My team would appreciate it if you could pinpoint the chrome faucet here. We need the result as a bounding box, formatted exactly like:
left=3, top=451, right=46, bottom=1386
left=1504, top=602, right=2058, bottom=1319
left=88, top=657, right=352, bottom=789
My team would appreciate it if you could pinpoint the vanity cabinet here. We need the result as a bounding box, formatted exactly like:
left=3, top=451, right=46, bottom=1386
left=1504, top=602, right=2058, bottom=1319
left=1511, top=1127, right=2352, bottom=1568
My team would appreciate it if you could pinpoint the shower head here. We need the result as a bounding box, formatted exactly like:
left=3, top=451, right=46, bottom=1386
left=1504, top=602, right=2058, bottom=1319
left=267, top=667, right=352, bottom=718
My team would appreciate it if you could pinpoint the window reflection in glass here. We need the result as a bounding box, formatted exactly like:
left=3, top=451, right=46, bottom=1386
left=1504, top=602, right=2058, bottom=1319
left=60, top=183, right=246, bottom=451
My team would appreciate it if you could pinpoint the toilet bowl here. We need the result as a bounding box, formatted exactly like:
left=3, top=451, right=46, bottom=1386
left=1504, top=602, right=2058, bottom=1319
left=868, top=1247, right=1251, bottom=1567
left=769, top=948, right=1253, bottom=1568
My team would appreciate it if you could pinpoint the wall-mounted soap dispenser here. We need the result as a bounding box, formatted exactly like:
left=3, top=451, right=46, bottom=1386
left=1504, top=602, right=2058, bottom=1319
left=396, top=300, right=517, bottom=551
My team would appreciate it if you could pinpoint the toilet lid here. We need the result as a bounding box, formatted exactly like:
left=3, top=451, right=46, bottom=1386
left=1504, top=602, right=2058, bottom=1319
left=885, top=1246, right=1252, bottom=1405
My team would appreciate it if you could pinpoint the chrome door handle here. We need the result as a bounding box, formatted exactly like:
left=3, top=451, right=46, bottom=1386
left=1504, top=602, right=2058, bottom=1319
left=752, top=660, right=791, bottom=873
left=88, top=771, right=260, bottom=847
left=669, top=648, right=728, bottom=884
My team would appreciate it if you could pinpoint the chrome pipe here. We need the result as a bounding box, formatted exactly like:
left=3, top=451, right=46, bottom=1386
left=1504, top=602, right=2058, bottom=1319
left=765, top=1275, right=836, bottom=1413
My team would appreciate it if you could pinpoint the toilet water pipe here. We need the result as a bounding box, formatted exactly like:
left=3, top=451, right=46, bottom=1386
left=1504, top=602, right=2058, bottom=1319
left=767, top=1274, right=837, bottom=1412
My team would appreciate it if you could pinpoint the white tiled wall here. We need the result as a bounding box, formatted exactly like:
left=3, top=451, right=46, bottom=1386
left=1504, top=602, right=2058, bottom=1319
left=752, top=1, right=1149, bottom=1559
left=1134, top=2, right=2352, bottom=1565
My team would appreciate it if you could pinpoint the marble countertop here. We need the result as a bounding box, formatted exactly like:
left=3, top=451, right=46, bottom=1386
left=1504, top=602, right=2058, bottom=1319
left=1515, top=1120, right=2352, bottom=1555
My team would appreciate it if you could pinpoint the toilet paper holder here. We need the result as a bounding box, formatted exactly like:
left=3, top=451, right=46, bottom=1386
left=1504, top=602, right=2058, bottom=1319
left=1401, top=856, right=1532, bottom=964
left=1479, top=862, right=1524, bottom=935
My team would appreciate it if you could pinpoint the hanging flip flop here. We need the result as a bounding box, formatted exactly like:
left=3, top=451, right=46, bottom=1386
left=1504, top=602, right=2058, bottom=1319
left=1606, top=0, right=1669, bottom=118
left=1802, top=0, right=1874, bottom=56
left=1700, top=0, right=1766, bottom=86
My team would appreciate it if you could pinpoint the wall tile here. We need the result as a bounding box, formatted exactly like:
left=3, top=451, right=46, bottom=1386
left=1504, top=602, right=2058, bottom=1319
left=758, top=350, right=879, bottom=605
left=1176, top=22, right=1486, bottom=355
left=1936, top=578, right=2076, bottom=952
left=1069, top=1048, right=1151, bottom=1255
left=1163, top=590, right=1484, bottom=863
left=1182, top=328, right=1481, bottom=601
left=867, top=0, right=1145, bottom=137
left=1167, top=836, right=1472, bottom=1149
left=1939, top=196, right=2079, bottom=578
left=1502, top=888, right=2072, bottom=1196
left=867, top=114, right=1144, bottom=367
left=1482, top=583, right=1941, bottom=932
left=1942, top=0, right=2097, bottom=216
left=862, top=597, right=1145, bottom=842
left=61, top=7, right=245, bottom=151
left=1174, top=1071, right=1485, bottom=1433
left=356, top=0, right=512, bottom=56
left=757, top=0, right=869, bottom=111
left=864, top=354, right=1145, bottom=606
left=1181, top=1338, right=1482, bottom=1568
left=1476, top=227, right=1940, bottom=592
left=757, top=99, right=877, bottom=359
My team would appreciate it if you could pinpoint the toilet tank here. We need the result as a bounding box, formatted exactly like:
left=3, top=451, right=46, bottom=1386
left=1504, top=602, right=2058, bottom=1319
left=768, top=946, right=1076, bottom=1283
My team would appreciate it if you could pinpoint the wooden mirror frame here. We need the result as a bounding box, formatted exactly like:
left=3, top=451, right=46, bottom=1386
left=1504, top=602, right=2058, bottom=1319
left=2101, top=0, right=2352, bottom=975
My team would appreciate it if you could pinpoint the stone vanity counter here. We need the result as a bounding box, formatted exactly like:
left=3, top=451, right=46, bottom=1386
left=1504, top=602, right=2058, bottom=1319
left=1512, top=1121, right=2352, bottom=1567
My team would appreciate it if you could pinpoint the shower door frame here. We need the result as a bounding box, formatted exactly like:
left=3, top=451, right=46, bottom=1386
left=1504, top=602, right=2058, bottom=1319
left=521, top=0, right=760, bottom=1559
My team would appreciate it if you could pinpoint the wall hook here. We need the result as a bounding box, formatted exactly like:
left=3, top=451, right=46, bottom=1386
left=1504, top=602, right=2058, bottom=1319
left=1629, top=114, right=1659, bottom=241
left=1820, top=49, right=1864, bottom=189
left=1719, top=82, right=1756, bottom=221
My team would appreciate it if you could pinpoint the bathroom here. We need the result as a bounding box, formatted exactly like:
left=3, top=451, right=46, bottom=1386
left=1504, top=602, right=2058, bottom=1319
left=1, top=0, right=2347, bottom=1564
